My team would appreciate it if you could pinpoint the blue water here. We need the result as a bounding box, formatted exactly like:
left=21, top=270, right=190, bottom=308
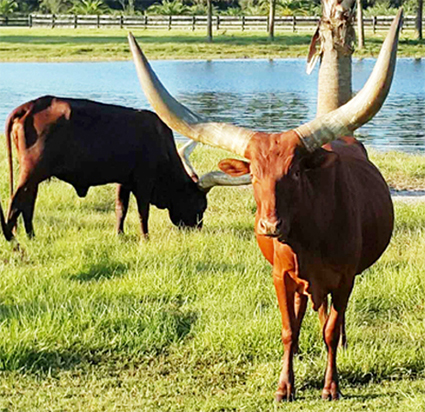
left=1, top=58, right=424, bottom=151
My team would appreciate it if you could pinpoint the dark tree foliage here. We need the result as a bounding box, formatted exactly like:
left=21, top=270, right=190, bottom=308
left=4, top=0, right=417, bottom=15
left=16, top=0, right=39, bottom=12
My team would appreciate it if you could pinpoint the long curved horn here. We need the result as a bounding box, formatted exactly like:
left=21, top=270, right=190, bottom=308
left=295, top=8, right=403, bottom=152
left=178, top=140, right=199, bottom=181
left=197, top=171, right=252, bottom=193
left=128, top=33, right=255, bottom=158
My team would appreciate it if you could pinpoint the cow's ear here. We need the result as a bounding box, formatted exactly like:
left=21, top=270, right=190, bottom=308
left=219, top=159, right=251, bottom=177
left=304, top=149, right=338, bottom=170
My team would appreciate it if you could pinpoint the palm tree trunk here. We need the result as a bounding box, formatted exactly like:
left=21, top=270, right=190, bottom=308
left=207, top=0, right=213, bottom=42
left=316, top=0, right=356, bottom=117
left=268, top=0, right=276, bottom=41
left=417, top=0, right=423, bottom=40
left=357, top=0, right=364, bottom=49
left=128, top=0, right=134, bottom=14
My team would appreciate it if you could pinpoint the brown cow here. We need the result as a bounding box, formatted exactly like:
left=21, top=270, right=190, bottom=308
left=128, top=8, right=402, bottom=401
left=1, top=97, right=250, bottom=241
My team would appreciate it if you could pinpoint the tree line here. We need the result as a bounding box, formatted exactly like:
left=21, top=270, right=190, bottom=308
left=0, top=0, right=419, bottom=17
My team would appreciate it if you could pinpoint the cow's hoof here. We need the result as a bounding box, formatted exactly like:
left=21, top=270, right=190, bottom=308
left=12, top=240, right=21, bottom=252
left=321, top=388, right=341, bottom=401
left=275, top=385, right=295, bottom=402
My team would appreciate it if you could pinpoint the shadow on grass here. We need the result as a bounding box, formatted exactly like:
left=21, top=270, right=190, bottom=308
left=194, top=260, right=248, bottom=274
left=205, top=223, right=254, bottom=241
left=0, top=300, right=199, bottom=373
left=68, top=260, right=128, bottom=281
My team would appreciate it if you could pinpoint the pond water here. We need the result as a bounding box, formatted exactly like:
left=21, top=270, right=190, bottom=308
left=0, top=58, right=424, bottom=152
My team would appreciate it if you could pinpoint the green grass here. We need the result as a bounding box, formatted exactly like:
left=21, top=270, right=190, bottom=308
left=0, top=27, right=424, bottom=61
left=1, top=142, right=425, bottom=410
left=371, top=150, right=425, bottom=190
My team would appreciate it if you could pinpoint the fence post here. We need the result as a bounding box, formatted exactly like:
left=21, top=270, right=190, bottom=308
left=28, top=14, right=32, bottom=28
left=97, top=14, right=100, bottom=28
left=192, top=15, right=195, bottom=31
left=373, top=15, right=376, bottom=33
left=168, top=15, right=172, bottom=30
left=242, top=15, right=245, bottom=31
left=120, top=15, right=124, bottom=29
left=216, top=15, right=219, bottom=31
left=144, top=15, right=148, bottom=29
left=52, top=14, right=55, bottom=28
left=266, top=15, right=269, bottom=32
left=74, top=14, right=77, bottom=28
left=5, top=16, right=8, bottom=26
left=292, top=15, right=296, bottom=32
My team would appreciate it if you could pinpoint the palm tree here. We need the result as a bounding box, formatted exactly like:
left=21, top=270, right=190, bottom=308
left=147, top=0, right=189, bottom=14
left=0, top=0, right=17, bottom=15
left=40, top=0, right=71, bottom=14
left=315, top=0, right=356, bottom=116
left=71, top=0, right=109, bottom=14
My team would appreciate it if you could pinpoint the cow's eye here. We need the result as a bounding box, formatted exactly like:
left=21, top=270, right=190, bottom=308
left=293, top=169, right=300, bottom=180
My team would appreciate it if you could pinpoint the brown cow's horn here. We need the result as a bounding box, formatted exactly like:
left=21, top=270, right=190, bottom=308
left=295, top=9, right=403, bottom=152
left=128, top=33, right=255, bottom=158
left=197, top=171, right=252, bottom=193
left=178, top=140, right=199, bottom=182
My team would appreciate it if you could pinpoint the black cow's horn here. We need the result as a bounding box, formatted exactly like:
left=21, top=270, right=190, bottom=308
left=178, top=140, right=199, bottom=182
left=197, top=171, right=252, bottom=193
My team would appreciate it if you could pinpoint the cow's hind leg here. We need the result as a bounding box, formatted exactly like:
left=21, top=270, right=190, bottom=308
left=321, top=279, right=354, bottom=401
left=293, top=292, right=308, bottom=355
left=7, top=183, right=39, bottom=238
left=21, top=185, right=38, bottom=238
left=319, top=296, right=347, bottom=349
left=273, top=268, right=302, bottom=402
left=116, top=184, right=131, bottom=235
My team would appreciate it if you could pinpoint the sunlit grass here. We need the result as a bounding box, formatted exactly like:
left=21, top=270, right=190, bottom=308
left=0, top=137, right=425, bottom=410
left=0, top=27, right=424, bottom=61
left=370, top=150, right=425, bottom=190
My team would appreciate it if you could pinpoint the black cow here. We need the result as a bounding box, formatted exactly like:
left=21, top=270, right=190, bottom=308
left=2, top=96, right=248, bottom=241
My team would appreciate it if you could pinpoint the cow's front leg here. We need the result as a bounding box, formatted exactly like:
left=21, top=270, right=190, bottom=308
left=322, top=279, right=354, bottom=400
left=273, top=268, right=300, bottom=402
left=115, top=185, right=130, bottom=235
left=133, top=182, right=154, bottom=240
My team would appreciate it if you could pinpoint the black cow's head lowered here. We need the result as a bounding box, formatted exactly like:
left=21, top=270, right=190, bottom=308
left=169, top=140, right=251, bottom=229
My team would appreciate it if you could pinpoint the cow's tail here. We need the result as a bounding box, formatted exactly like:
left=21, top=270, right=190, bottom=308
left=1, top=111, right=16, bottom=241
left=5, top=111, right=14, bottom=199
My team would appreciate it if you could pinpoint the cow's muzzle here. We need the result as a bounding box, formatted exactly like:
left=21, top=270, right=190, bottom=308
left=257, top=218, right=282, bottom=237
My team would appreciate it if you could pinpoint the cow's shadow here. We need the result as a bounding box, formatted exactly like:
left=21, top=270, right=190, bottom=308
left=67, top=260, right=128, bottom=282
left=0, top=296, right=199, bottom=373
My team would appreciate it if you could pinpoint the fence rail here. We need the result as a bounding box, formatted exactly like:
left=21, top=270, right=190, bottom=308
left=0, top=14, right=423, bottom=32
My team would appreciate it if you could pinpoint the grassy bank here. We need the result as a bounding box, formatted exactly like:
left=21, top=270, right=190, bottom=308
left=0, top=27, right=424, bottom=61
left=0, top=142, right=424, bottom=410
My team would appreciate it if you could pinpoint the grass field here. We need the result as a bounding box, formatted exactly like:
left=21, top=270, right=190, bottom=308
left=0, top=140, right=425, bottom=410
left=0, top=27, right=424, bottom=61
